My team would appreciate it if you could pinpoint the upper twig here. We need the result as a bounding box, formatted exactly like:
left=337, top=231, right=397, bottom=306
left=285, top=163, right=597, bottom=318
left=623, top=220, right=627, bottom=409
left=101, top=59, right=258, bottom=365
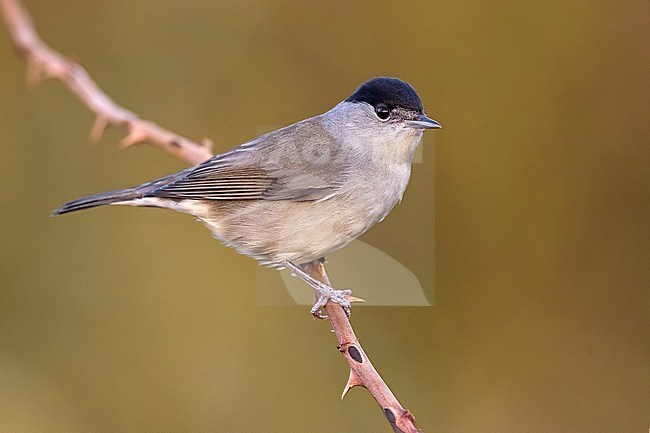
left=0, top=0, right=214, bottom=165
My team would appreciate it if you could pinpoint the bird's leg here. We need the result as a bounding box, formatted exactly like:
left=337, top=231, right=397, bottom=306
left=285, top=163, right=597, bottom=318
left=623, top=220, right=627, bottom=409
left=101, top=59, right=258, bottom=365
left=283, top=260, right=352, bottom=318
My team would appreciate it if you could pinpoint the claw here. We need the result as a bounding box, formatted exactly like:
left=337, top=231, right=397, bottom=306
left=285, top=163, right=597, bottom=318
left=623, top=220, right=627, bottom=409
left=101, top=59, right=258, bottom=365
left=310, top=286, right=352, bottom=318
left=283, top=261, right=356, bottom=318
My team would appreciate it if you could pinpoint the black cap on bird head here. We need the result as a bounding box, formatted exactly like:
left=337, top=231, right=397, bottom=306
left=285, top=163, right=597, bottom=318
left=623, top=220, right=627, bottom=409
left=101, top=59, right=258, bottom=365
left=345, top=77, right=424, bottom=114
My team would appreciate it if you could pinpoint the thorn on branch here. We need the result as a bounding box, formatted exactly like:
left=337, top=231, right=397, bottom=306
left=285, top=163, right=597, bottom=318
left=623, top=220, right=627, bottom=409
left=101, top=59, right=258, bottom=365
left=119, top=129, right=146, bottom=149
left=90, top=116, right=108, bottom=142
left=341, top=369, right=364, bottom=399
left=346, top=295, right=366, bottom=304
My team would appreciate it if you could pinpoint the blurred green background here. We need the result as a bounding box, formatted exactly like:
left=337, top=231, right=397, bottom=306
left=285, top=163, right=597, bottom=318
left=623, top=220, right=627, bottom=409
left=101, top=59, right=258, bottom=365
left=1, top=1, right=648, bottom=432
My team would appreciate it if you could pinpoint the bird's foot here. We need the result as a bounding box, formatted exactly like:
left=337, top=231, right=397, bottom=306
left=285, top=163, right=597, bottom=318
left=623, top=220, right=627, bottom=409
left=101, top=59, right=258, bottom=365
left=311, top=285, right=353, bottom=319
left=282, top=261, right=354, bottom=319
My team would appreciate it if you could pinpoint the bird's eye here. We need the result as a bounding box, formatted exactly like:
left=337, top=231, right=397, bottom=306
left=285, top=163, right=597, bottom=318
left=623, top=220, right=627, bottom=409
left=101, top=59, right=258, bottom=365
left=375, top=105, right=390, bottom=121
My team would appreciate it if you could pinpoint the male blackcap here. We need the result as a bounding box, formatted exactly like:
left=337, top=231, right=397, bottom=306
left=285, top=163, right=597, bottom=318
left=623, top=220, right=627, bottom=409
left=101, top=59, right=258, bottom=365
left=53, top=77, right=441, bottom=317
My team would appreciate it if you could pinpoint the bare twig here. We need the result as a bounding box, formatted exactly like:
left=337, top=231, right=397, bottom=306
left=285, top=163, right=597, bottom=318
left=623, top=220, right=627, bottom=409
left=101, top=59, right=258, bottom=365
left=304, top=261, right=421, bottom=433
left=0, top=1, right=422, bottom=431
left=0, top=0, right=214, bottom=165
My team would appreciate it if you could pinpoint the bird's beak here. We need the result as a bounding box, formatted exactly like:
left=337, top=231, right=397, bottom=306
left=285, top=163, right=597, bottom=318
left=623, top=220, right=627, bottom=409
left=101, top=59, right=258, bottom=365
left=407, top=114, right=442, bottom=129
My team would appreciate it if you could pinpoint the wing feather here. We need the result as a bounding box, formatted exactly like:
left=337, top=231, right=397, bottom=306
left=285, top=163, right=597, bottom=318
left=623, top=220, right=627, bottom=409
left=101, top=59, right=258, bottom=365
left=148, top=117, right=347, bottom=202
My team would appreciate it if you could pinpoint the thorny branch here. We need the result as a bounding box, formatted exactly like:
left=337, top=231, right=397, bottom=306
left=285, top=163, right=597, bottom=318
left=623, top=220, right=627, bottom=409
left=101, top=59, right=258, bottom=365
left=0, top=1, right=421, bottom=431
left=304, top=261, right=421, bottom=433
left=0, top=0, right=213, bottom=165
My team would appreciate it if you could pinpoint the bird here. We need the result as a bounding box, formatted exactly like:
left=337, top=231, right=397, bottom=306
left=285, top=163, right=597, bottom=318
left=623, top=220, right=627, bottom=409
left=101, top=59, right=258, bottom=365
left=53, top=77, right=441, bottom=317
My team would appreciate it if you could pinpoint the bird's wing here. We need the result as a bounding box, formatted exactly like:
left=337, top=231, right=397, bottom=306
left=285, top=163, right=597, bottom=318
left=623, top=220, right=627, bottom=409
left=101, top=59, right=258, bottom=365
left=148, top=163, right=275, bottom=200
left=149, top=119, right=347, bottom=202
